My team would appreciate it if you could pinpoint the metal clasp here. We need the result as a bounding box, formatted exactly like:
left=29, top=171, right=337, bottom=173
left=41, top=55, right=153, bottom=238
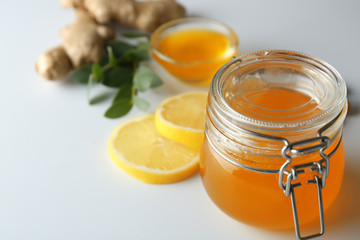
left=291, top=175, right=325, bottom=240
left=279, top=136, right=330, bottom=193
left=279, top=136, right=331, bottom=240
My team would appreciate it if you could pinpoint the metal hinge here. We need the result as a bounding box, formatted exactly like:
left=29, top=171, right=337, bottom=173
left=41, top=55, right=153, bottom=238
left=279, top=136, right=331, bottom=240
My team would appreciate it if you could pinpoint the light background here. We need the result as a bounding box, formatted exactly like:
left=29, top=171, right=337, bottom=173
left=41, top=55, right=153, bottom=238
left=0, top=0, right=359, bottom=239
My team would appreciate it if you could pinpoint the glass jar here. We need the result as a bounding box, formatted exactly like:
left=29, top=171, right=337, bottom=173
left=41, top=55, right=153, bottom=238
left=200, top=50, right=347, bottom=239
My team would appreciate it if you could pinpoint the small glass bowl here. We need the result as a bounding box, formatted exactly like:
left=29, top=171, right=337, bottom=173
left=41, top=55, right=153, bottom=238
left=150, top=17, right=239, bottom=86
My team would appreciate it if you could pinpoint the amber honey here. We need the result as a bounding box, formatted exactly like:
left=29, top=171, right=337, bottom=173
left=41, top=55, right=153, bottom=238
left=150, top=18, right=238, bottom=85
left=200, top=50, right=347, bottom=236
left=201, top=88, right=345, bottom=229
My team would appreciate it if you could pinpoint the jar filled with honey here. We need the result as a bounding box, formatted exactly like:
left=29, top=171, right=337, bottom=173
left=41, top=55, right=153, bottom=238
left=200, top=50, right=347, bottom=239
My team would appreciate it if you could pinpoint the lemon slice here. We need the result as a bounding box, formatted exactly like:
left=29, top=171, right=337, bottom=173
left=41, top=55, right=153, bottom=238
left=108, top=114, right=199, bottom=184
left=155, top=91, right=208, bottom=151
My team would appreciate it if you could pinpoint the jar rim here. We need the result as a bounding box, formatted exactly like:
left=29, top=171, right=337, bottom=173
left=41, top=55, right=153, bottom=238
left=210, top=50, right=347, bottom=133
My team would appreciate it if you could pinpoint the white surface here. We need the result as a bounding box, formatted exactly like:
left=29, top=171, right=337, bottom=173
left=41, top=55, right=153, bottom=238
left=1, top=0, right=360, bottom=239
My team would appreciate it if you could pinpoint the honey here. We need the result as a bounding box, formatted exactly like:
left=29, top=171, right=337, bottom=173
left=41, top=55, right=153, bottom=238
left=200, top=50, right=347, bottom=238
left=150, top=18, right=238, bottom=85
left=201, top=88, right=345, bottom=229
left=158, top=29, right=230, bottom=63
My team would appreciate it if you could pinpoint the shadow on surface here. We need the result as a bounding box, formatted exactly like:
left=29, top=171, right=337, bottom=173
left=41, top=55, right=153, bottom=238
left=325, top=164, right=360, bottom=228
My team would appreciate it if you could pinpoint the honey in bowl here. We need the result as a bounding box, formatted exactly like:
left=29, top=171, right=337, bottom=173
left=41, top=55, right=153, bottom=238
left=150, top=18, right=238, bottom=86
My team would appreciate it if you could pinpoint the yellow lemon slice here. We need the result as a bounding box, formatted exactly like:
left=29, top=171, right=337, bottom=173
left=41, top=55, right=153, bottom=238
left=155, top=91, right=208, bottom=151
left=108, top=114, right=199, bottom=184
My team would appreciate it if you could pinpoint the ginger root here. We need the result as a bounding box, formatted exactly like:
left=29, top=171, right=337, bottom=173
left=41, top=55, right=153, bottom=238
left=35, top=11, right=114, bottom=80
left=36, top=0, right=186, bottom=80
left=60, top=11, right=115, bottom=68
left=61, top=0, right=186, bottom=32
left=134, top=0, right=186, bottom=32
left=35, top=46, right=72, bottom=80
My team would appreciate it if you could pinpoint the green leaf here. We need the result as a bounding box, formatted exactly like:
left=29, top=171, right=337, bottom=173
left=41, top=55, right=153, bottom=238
left=133, top=65, right=163, bottom=91
left=87, top=75, right=94, bottom=104
left=74, top=38, right=157, bottom=119
left=133, top=96, right=150, bottom=111
left=123, top=49, right=148, bottom=62
left=138, top=41, right=150, bottom=51
left=123, top=42, right=150, bottom=62
left=70, top=64, right=92, bottom=83
left=149, top=74, right=162, bottom=88
left=91, top=63, right=103, bottom=82
left=107, top=40, right=135, bottom=58
left=107, top=46, right=118, bottom=67
left=103, top=66, right=133, bottom=88
left=133, top=69, right=151, bottom=92
left=99, top=57, right=109, bottom=67
left=104, top=99, right=133, bottom=119
left=122, top=32, right=150, bottom=38
left=113, top=83, right=133, bottom=103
